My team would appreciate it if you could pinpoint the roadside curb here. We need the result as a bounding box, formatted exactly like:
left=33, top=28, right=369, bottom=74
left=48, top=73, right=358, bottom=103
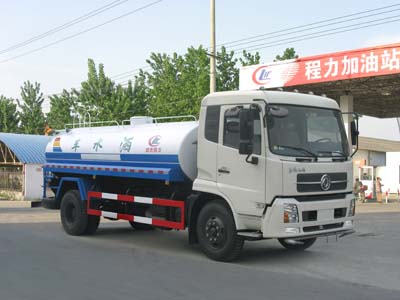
left=356, top=202, right=400, bottom=214
left=0, top=201, right=42, bottom=208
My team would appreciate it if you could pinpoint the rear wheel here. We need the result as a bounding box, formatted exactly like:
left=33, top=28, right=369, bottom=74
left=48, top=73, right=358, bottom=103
left=278, top=237, right=316, bottom=250
left=60, top=190, right=100, bottom=235
left=197, top=200, right=244, bottom=262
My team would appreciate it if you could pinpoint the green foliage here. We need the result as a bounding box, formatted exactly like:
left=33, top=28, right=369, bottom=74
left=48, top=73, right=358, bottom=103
left=72, top=59, right=143, bottom=124
left=274, top=47, right=299, bottom=61
left=143, top=46, right=261, bottom=117
left=46, top=90, right=75, bottom=129
left=240, top=50, right=261, bottom=66
left=216, top=46, right=238, bottom=92
left=17, top=81, right=45, bottom=134
left=2, top=47, right=270, bottom=129
left=76, top=59, right=115, bottom=122
left=0, top=96, right=19, bottom=133
left=146, top=47, right=210, bottom=117
left=131, top=70, right=150, bottom=116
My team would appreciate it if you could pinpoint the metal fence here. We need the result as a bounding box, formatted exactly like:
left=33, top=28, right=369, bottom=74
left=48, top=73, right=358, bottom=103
left=0, top=171, right=23, bottom=191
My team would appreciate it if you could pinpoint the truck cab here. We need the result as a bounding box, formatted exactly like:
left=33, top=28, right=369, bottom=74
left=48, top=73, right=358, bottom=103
left=194, top=90, right=355, bottom=242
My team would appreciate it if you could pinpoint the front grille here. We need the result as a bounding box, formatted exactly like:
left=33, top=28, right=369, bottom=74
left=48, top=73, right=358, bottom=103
left=297, top=173, right=347, bottom=192
left=303, top=222, right=344, bottom=233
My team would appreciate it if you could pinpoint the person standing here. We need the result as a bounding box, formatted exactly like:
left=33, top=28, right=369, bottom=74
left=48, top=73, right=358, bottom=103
left=375, top=177, right=384, bottom=203
left=353, top=178, right=365, bottom=202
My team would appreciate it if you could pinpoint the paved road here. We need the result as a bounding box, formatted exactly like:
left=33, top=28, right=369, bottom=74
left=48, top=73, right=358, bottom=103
left=0, top=208, right=399, bottom=300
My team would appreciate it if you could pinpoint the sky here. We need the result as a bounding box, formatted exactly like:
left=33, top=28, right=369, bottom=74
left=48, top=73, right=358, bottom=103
left=0, top=0, right=400, bottom=135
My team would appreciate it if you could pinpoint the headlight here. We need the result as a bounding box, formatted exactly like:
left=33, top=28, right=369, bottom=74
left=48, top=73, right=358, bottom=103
left=348, top=199, right=355, bottom=216
left=283, top=203, right=299, bottom=223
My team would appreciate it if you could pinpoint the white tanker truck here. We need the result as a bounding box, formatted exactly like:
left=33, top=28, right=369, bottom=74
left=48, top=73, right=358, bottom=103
left=43, top=90, right=357, bottom=261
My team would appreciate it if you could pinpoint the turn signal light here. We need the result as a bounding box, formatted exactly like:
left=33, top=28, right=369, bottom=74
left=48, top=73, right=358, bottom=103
left=348, top=199, right=355, bottom=217
left=283, top=203, right=299, bottom=223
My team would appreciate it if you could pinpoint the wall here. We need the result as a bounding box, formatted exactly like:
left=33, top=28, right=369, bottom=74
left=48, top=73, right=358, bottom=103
left=24, top=164, right=43, bottom=200
left=376, top=152, right=400, bottom=193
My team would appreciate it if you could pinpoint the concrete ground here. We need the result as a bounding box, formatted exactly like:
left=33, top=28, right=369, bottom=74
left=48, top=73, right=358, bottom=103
left=0, top=206, right=399, bottom=300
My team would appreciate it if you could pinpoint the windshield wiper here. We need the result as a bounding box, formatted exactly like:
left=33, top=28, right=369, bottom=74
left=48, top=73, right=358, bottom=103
left=275, top=145, right=318, bottom=159
left=317, top=150, right=347, bottom=157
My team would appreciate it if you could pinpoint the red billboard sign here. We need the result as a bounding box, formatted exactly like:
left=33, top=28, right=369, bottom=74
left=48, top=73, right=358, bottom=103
left=239, top=43, right=400, bottom=90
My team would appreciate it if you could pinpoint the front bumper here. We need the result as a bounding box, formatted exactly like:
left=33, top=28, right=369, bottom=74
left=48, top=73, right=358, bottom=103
left=262, top=194, right=355, bottom=239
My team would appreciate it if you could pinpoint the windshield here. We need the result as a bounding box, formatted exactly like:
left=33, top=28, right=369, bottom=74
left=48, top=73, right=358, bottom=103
left=267, top=104, right=349, bottom=158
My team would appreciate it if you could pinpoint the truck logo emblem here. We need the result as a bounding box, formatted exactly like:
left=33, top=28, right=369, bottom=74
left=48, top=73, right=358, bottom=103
left=320, top=174, right=331, bottom=191
left=148, top=135, right=161, bottom=147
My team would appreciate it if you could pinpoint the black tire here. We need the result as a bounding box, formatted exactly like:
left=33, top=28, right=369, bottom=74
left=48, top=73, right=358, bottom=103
left=278, top=237, right=317, bottom=250
left=42, top=198, right=60, bottom=210
left=197, top=200, right=244, bottom=262
left=60, top=190, right=100, bottom=236
left=128, top=221, right=154, bottom=230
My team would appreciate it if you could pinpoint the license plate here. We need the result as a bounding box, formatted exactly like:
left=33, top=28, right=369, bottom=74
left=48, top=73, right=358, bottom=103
left=318, top=209, right=333, bottom=221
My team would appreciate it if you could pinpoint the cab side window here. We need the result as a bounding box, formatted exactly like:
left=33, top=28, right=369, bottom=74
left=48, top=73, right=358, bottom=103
left=223, top=107, right=240, bottom=149
left=205, top=106, right=220, bottom=143
left=223, top=106, right=262, bottom=154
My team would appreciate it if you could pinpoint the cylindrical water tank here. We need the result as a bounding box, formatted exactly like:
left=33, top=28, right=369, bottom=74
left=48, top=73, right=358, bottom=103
left=45, top=121, right=199, bottom=181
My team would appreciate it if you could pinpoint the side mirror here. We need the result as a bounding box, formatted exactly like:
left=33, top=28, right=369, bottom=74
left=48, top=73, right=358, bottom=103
left=350, top=120, right=359, bottom=146
left=239, top=109, right=254, bottom=155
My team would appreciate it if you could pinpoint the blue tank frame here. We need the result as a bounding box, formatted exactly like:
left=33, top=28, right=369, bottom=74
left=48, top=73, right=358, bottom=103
left=44, top=152, right=188, bottom=182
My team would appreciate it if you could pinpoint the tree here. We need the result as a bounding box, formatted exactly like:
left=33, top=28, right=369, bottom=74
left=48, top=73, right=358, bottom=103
left=40, top=47, right=264, bottom=123
left=140, top=46, right=263, bottom=117
left=46, top=90, right=76, bottom=130
left=274, top=47, right=299, bottom=61
left=146, top=47, right=210, bottom=117
left=76, top=59, right=114, bottom=122
left=216, top=46, right=238, bottom=92
left=0, top=96, right=19, bottom=133
left=76, top=59, right=137, bottom=124
left=17, top=81, right=45, bottom=134
left=131, top=71, right=150, bottom=116
left=239, top=50, right=261, bottom=66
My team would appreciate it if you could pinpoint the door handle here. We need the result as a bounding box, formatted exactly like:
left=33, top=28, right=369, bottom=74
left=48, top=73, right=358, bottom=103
left=218, top=167, right=230, bottom=174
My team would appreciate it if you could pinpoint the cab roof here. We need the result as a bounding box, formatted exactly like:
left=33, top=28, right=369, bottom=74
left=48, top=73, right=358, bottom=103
left=201, top=90, right=339, bottom=110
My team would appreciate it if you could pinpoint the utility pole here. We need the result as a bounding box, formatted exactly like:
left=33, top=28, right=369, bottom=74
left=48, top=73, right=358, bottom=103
left=209, top=0, right=216, bottom=93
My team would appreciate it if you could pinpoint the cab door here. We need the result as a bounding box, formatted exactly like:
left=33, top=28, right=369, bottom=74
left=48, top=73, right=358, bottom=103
left=216, top=105, right=266, bottom=216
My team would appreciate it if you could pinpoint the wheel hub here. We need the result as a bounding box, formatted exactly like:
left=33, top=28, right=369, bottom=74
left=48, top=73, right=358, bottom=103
left=205, top=217, right=225, bottom=245
left=65, top=203, right=77, bottom=224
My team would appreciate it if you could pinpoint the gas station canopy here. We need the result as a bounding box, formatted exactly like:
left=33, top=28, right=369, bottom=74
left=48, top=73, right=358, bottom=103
left=240, top=43, right=400, bottom=118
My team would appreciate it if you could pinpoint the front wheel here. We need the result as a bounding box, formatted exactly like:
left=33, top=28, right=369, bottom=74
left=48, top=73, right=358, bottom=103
left=60, top=190, right=100, bottom=235
left=278, top=237, right=317, bottom=250
left=197, top=200, right=244, bottom=262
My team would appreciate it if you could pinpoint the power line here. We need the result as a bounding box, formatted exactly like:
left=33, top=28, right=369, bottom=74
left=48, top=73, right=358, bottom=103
left=45, top=3, right=400, bottom=98
left=0, top=0, right=163, bottom=64
left=218, top=3, right=400, bottom=48
left=0, top=0, right=132, bottom=55
left=110, top=4, right=400, bottom=86
left=223, top=7, right=400, bottom=50
left=231, top=16, right=400, bottom=53
left=110, top=65, right=151, bottom=80
left=49, top=12, right=400, bottom=95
